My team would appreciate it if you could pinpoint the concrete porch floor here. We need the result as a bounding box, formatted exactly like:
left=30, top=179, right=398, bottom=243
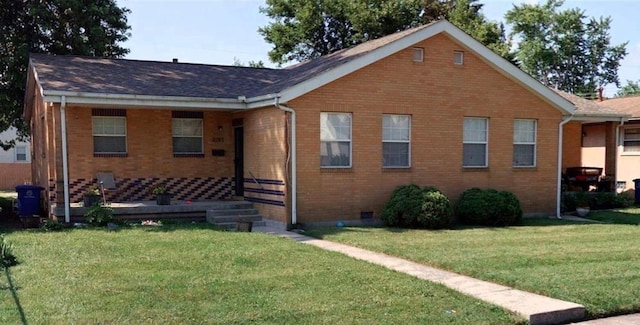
left=52, top=199, right=252, bottom=221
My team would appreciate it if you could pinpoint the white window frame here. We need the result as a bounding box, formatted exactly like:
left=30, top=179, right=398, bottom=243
left=92, top=116, right=127, bottom=154
left=382, top=114, right=411, bottom=168
left=320, top=112, right=352, bottom=168
left=463, top=117, right=488, bottom=168
left=15, top=146, right=27, bottom=162
left=454, top=50, right=464, bottom=65
left=513, top=119, right=537, bottom=167
left=172, top=118, right=204, bottom=154
left=622, top=127, right=640, bottom=154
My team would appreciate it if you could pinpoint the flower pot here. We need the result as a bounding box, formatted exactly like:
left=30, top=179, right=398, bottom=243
left=576, top=207, right=590, bottom=217
left=83, top=194, right=101, bottom=207
left=156, top=193, right=171, bottom=205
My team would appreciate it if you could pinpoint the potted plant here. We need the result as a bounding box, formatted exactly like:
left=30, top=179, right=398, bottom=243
left=151, top=184, right=171, bottom=205
left=83, top=185, right=101, bottom=207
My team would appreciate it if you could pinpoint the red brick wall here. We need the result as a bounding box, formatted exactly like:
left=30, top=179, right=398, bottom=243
left=236, top=107, right=288, bottom=224
left=562, top=122, right=582, bottom=169
left=0, top=164, right=31, bottom=190
left=64, top=107, right=234, bottom=179
left=288, top=33, right=565, bottom=223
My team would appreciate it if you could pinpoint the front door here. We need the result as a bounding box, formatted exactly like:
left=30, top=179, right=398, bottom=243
left=234, top=125, right=244, bottom=196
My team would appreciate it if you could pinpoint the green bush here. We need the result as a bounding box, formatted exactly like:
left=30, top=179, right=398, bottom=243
left=84, top=203, right=116, bottom=226
left=562, top=191, right=634, bottom=212
left=0, top=234, right=18, bottom=268
left=454, top=188, right=522, bottom=227
left=42, top=219, right=66, bottom=232
left=381, top=185, right=424, bottom=227
left=418, top=187, right=453, bottom=229
left=0, top=197, right=14, bottom=217
left=381, top=185, right=453, bottom=229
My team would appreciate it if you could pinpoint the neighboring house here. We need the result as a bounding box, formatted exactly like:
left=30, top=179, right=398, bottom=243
left=0, top=128, right=32, bottom=190
left=582, top=96, right=640, bottom=191
left=24, top=20, right=627, bottom=227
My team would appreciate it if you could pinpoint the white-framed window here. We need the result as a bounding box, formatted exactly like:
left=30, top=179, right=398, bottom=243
left=513, top=119, right=537, bottom=167
left=320, top=112, right=351, bottom=168
left=412, top=47, right=424, bottom=62
left=172, top=118, right=204, bottom=154
left=382, top=114, right=410, bottom=168
left=92, top=116, right=127, bottom=154
left=623, top=127, right=640, bottom=152
left=454, top=50, right=464, bottom=65
left=15, top=146, right=27, bottom=162
left=463, top=117, right=488, bottom=167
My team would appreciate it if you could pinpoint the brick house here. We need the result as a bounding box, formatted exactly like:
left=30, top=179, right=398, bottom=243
left=582, top=96, right=640, bottom=191
left=0, top=128, right=31, bottom=190
left=24, top=20, right=626, bottom=227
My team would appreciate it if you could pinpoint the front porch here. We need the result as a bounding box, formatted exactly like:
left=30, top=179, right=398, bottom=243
left=51, top=200, right=263, bottom=229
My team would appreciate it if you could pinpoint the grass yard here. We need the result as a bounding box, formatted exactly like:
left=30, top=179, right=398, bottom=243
left=0, top=223, right=522, bottom=324
left=306, top=215, right=640, bottom=319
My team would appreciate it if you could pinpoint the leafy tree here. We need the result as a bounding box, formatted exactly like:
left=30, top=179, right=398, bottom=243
left=232, top=57, right=266, bottom=68
left=616, top=80, right=640, bottom=97
left=505, top=0, right=627, bottom=97
left=0, top=0, right=131, bottom=149
left=423, top=0, right=512, bottom=59
left=259, top=0, right=511, bottom=65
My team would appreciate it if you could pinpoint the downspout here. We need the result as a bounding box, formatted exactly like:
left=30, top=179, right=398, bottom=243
left=615, top=118, right=625, bottom=191
left=275, top=98, right=297, bottom=225
left=556, top=114, right=574, bottom=219
left=60, top=96, right=71, bottom=223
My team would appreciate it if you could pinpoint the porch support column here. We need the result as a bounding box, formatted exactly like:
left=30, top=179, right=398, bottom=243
left=604, top=121, right=617, bottom=192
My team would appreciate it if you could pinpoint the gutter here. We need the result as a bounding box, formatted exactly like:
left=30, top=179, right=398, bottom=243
left=60, top=96, right=71, bottom=223
left=556, top=115, right=574, bottom=219
left=274, top=98, right=297, bottom=226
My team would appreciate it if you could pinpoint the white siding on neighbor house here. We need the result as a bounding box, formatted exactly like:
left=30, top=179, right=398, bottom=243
left=0, top=128, right=30, bottom=164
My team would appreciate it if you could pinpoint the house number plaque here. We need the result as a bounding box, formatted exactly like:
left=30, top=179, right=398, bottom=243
left=212, top=137, right=224, bottom=143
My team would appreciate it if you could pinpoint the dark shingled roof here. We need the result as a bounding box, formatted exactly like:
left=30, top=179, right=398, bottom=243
left=30, top=23, right=435, bottom=100
left=30, top=54, right=289, bottom=99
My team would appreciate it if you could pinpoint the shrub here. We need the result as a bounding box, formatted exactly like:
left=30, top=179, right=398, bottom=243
left=84, top=203, right=116, bottom=226
left=42, top=219, right=66, bottom=232
left=0, top=234, right=18, bottom=268
left=381, top=185, right=453, bottom=229
left=562, top=191, right=634, bottom=212
left=381, top=184, right=424, bottom=227
left=454, top=188, right=522, bottom=227
left=418, top=187, right=453, bottom=229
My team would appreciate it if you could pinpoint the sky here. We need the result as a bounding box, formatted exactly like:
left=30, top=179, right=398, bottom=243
left=117, top=0, right=640, bottom=97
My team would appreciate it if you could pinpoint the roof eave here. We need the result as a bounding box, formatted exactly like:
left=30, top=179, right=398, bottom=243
left=571, top=114, right=630, bottom=122
left=42, top=90, right=250, bottom=110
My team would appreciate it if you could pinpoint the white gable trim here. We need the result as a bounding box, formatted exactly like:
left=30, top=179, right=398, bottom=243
left=275, top=20, right=575, bottom=115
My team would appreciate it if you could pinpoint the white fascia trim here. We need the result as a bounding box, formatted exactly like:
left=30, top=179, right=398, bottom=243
left=570, top=114, right=630, bottom=122
left=43, top=91, right=249, bottom=110
left=276, top=20, right=575, bottom=115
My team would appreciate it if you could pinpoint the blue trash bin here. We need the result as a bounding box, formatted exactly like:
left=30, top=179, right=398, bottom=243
left=15, top=185, right=44, bottom=217
left=634, top=179, right=640, bottom=204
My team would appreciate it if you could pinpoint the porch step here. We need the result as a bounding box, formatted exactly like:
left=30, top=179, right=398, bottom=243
left=205, top=203, right=264, bottom=231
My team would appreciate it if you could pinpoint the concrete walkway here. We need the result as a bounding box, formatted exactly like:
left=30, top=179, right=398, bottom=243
left=254, top=225, right=584, bottom=325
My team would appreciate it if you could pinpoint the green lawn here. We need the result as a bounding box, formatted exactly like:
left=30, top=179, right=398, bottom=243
left=306, top=215, right=640, bottom=319
left=0, top=223, right=521, bottom=324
